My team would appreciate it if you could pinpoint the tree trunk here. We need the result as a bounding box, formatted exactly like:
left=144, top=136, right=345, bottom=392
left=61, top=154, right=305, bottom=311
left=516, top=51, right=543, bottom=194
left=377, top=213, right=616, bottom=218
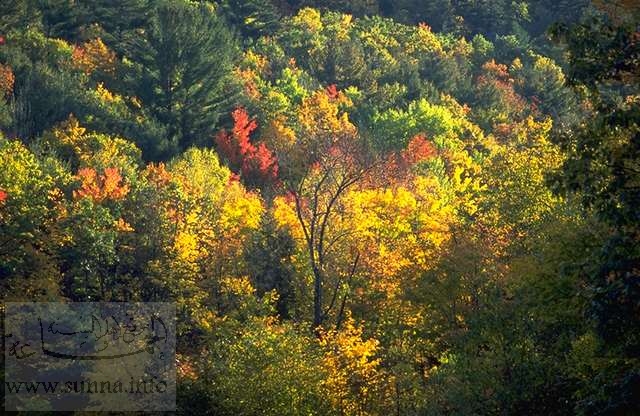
left=312, top=264, right=323, bottom=329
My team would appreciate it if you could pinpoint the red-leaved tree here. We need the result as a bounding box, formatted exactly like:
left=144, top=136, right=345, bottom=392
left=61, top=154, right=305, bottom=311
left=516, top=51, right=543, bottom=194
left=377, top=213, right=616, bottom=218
left=215, top=108, right=278, bottom=189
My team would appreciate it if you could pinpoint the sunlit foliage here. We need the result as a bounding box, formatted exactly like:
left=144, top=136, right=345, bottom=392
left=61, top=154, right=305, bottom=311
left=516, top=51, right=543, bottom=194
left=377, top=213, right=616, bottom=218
left=1, top=1, right=638, bottom=414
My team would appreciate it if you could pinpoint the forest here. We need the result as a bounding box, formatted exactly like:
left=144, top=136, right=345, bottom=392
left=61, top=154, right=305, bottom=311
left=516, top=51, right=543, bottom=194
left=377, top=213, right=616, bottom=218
left=0, top=0, right=639, bottom=414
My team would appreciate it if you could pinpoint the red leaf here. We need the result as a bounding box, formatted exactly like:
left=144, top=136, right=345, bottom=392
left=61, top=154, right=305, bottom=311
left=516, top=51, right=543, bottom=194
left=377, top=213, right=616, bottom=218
left=215, top=107, right=279, bottom=188
left=403, top=134, right=436, bottom=165
left=326, top=84, right=339, bottom=99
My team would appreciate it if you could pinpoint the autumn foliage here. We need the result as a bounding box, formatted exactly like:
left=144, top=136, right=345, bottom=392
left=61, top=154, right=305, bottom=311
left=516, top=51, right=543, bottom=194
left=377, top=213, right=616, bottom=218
left=215, top=107, right=279, bottom=188
left=72, top=38, right=117, bottom=75
left=1, top=2, right=637, bottom=415
left=73, top=167, right=130, bottom=202
left=402, top=134, right=436, bottom=165
left=0, top=64, right=14, bottom=97
left=476, top=59, right=528, bottom=121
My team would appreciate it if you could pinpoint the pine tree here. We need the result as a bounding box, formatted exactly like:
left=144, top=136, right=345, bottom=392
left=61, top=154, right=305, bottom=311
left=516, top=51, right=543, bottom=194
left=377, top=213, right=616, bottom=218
left=82, top=0, right=151, bottom=52
left=39, top=0, right=88, bottom=41
left=220, top=0, right=281, bottom=39
left=127, top=0, right=239, bottom=159
left=0, top=0, right=42, bottom=34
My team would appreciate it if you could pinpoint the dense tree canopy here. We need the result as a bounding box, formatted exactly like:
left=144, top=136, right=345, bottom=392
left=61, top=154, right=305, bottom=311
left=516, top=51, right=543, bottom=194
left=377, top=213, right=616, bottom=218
left=1, top=0, right=639, bottom=414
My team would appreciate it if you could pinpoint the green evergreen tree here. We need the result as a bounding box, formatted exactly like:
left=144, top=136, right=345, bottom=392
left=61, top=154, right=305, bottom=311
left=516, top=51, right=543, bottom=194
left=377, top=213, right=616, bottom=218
left=220, top=0, right=282, bottom=39
left=81, top=0, right=151, bottom=52
left=0, top=0, right=42, bottom=34
left=39, top=0, right=88, bottom=41
left=127, top=0, right=239, bottom=159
